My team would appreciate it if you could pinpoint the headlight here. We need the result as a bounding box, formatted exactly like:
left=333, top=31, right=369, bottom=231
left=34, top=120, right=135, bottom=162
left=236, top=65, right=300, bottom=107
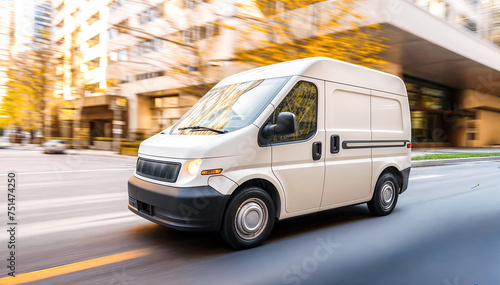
left=187, top=159, right=202, bottom=176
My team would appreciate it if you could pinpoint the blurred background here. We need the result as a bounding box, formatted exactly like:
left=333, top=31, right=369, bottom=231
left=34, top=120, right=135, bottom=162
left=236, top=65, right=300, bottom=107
left=1, top=0, right=500, bottom=152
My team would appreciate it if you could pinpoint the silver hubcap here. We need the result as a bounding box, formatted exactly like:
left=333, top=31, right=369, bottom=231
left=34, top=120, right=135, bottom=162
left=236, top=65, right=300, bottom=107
left=235, top=198, right=268, bottom=240
left=380, top=181, right=395, bottom=210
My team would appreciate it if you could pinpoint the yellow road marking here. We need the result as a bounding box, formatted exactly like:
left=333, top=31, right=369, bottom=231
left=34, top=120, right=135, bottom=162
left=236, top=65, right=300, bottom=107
left=0, top=248, right=152, bottom=285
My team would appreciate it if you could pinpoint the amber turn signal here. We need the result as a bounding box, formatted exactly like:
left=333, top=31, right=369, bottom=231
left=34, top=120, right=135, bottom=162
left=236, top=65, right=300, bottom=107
left=201, top=169, right=223, bottom=175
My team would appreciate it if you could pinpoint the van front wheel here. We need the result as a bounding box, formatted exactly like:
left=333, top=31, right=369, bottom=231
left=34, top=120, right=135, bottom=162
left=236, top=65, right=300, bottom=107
left=220, top=187, right=275, bottom=249
left=368, top=172, right=399, bottom=216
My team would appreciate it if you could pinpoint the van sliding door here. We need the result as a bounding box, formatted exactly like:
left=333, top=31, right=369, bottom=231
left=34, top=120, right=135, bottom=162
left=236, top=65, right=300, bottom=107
left=320, top=82, right=372, bottom=209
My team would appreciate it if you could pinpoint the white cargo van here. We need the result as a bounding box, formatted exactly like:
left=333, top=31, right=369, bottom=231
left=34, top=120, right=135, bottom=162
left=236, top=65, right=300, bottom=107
left=128, top=57, right=411, bottom=249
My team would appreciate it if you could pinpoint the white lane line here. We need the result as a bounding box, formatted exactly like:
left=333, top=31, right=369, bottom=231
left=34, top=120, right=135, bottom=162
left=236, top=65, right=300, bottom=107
left=410, top=174, right=444, bottom=180
left=15, top=182, right=69, bottom=187
left=0, top=168, right=135, bottom=175
left=0, top=193, right=127, bottom=211
left=1, top=212, right=141, bottom=239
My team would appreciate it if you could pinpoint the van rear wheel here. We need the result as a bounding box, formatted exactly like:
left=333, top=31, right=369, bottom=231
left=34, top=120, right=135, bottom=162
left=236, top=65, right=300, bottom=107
left=220, top=187, right=275, bottom=249
left=368, top=172, right=399, bottom=216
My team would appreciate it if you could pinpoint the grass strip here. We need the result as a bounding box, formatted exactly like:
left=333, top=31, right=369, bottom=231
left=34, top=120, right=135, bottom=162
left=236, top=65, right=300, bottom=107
left=412, top=153, right=500, bottom=160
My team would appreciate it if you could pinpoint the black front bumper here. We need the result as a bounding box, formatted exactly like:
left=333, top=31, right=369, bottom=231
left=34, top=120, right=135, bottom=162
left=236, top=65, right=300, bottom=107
left=128, top=176, right=230, bottom=232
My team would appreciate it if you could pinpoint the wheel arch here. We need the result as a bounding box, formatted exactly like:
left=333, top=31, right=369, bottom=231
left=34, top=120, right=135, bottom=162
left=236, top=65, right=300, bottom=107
left=230, top=178, right=282, bottom=220
left=375, top=166, right=404, bottom=194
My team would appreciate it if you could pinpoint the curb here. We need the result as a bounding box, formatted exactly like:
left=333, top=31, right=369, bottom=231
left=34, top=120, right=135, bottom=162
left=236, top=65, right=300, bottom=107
left=412, top=156, right=500, bottom=167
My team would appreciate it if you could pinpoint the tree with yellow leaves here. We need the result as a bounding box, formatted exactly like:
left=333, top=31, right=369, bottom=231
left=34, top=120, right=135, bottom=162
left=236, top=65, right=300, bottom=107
left=0, top=46, right=61, bottom=143
left=234, top=0, right=387, bottom=69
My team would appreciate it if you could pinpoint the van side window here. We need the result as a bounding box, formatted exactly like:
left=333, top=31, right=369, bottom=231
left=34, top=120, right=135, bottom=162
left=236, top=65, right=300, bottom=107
left=273, top=81, right=317, bottom=142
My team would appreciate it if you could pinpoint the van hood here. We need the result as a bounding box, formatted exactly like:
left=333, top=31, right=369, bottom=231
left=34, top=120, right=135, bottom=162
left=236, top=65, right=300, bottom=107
left=138, top=125, right=259, bottom=159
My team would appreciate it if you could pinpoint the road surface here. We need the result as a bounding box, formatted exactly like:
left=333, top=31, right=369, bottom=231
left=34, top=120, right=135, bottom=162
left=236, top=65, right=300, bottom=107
left=0, top=149, right=499, bottom=284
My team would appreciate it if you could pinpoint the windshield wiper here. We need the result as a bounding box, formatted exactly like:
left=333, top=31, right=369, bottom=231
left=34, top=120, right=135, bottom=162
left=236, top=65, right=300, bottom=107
left=178, top=126, right=227, bottom=134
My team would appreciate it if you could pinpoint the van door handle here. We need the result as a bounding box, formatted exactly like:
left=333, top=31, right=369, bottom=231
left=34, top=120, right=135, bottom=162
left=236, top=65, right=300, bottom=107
left=331, top=135, right=340, bottom=154
left=312, top=142, right=322, bottom=161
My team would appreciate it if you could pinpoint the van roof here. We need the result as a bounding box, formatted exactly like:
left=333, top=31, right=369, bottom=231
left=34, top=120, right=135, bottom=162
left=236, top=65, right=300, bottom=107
left=216, top=57, right=407, bottom=96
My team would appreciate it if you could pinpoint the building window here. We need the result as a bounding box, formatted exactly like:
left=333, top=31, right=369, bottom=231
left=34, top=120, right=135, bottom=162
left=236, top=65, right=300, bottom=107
left=181, top=29, right=194, bottom=43
left=406, top=79, right=451, bottom=110
left=37, top=5, right=51, bottom=13
left=109, top=0, right=126, bottom=12
left=273, top=81, right=318, bottom=142
left=108, top=28, right=119, bottom=39
left=118, top=49, right=128, bottom=61
left=135, top=71, right=164, bottom=81
left=183, top=0, right=209, bottom=9
left=186, top=65, right=197, bottom=72
left=35, top=17, right=51, bottom=24
left=405, top=77, right=453, bottom=143
left=83, top=82, right=100, bottom=97
left=35, top=34, right=49, bottom=42
left=35, top=23, right=49, bottom=32
left=35, top=11, right=49, bottom=17
left=213, top=22, right=220, bottom=36
left=139, top=6, right=161, bottom=24
left=87, top=34, right=99, bottom=48
left=199, top=26, right=207, bottom=39
left=55, top=20, right=64, bottom=33
left=138, top=38, right=161, bottom=55
left=180, top=22, right=220, bottom=44
left=458, top=14, right=477, bottom=33
left=87, top=12, right=99, bottom=25
left=184, top=0, right=195, bottom=9
left=116, top=19, right=129, bottom=33
left=86, top=57, right=100, bottom=70
left=56, top=0, right=64, bottom=11
left=71, top=27, right=81, bottom=43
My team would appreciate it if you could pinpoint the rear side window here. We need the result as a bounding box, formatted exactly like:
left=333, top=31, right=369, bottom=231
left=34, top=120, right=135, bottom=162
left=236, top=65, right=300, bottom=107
left=273, top=81, right=317, bottom=143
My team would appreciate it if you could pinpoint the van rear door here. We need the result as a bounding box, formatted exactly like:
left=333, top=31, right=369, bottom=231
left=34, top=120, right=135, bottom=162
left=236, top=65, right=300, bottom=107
left=320, top=82, right=372, bottom=209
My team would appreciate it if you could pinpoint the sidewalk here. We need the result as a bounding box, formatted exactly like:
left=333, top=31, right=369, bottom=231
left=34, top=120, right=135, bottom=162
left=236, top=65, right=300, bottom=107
left=411, top=148, right=500, bottom=167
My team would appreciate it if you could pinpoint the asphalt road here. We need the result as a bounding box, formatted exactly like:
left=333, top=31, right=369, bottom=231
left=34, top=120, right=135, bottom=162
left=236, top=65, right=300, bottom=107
left=0, top=149, right=499, bottom=285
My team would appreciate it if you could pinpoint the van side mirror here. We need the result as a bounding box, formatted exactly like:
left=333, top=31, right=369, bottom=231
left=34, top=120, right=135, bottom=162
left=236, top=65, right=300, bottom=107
left=262, top=112, right=297, bottom=139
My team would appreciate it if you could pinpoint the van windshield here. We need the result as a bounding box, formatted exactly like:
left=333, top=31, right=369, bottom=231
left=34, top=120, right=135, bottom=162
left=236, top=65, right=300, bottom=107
left=171, top=76, right=291, bottom=135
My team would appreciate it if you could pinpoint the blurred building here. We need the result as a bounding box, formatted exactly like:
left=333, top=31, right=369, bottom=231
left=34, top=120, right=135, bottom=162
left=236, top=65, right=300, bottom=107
left=52, top=0, right=128, bottom=150
left=0, top=1, right=15, bottom=99
left=106, top=0, right=241, bottom=141
left=8, top=0, right=52, bottom=53
left=105, top=0, right=500, bottom=147
left=50, top=0, right=500, bottom=148
left=370, top=0, right=500, bottom=147
left=33, top=0, right=52, bottom=48
left=0, top=0, right=51, bottom=102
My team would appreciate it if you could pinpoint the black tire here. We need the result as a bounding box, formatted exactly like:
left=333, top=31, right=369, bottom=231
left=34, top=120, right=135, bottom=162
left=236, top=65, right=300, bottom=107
left=220, top=187, right=275, bottom=250
left=367, top=172, right=399, bottom=216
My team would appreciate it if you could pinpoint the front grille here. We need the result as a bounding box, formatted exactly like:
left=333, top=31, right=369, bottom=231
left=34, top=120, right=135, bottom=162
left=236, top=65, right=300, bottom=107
left=136, top=158, right=181, bottom=183
left=138, top=201, right=153, bottom=215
